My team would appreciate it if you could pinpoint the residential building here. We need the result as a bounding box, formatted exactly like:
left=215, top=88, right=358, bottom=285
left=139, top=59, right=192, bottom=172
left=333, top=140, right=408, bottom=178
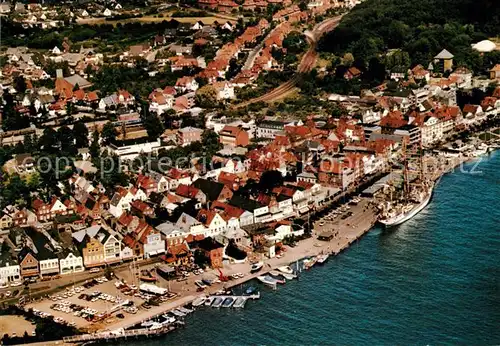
left=58, top=251, right=84, bottom=275
left=434, top=49, right=454, bottom=72
left=14, top=153, right=35, bottom=173
left=0, top=242, right=21, bottom=285
left=192, top=178, right=234, bottom=202
left=197, top=237, right=224, bottom=268
left=18, top=247, right=39, bottom=278
left=256, top=120, right=287, bottom=139
left=489, top=64, right=500, bottom=80
left=177, top=127, right=203, bottom=146
left=219, top=126, right=250, bottom=147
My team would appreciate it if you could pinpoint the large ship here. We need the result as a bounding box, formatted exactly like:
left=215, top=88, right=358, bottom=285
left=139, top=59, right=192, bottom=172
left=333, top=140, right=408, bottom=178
left=378, top=141, right=435, bottom=227
left=378, top=182, right=434, bottom=227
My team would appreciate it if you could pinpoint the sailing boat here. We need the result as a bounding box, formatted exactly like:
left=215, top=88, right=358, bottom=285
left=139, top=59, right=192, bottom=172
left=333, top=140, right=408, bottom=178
left=378, top=140, right=435, bottom=227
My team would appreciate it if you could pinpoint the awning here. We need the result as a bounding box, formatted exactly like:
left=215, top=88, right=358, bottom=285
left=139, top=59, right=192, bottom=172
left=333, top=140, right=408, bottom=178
left=298, top=206, right=309, bottom=214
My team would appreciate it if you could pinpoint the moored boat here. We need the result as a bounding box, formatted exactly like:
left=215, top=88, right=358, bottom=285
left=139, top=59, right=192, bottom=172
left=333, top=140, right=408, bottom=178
left=204, top=297, right=215, bottom=306
left=245, top=286, right=257, bottom=295
left=281, top=272, right=297, bottom=280
left=211, top=297, right=224, bottom=308
left=303, top=258, right=316, bottom=270
left=269, top=270, right=281, bottom=277
left=178, top=306, right=193, bottom=314
left=379, top=184, right=434, bottom=227
left=264, top=274, right=285, bottom=285
left=316, top=254, right=329, bottom=264
left=250, top=262, right=264, bottom=273
left=257, top=275, right=277, bottom=288
left=192, top=297, right=206, bottom=307
left=277, top=266, right=294, bottom=274
left=222, top=297, right=235, bottom=308
left=233, top=297, right=246, bottom=308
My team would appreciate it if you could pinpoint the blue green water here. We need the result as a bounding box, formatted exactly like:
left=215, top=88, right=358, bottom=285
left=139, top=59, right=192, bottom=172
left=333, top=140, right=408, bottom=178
left=134, top=152, right=500, bottom=345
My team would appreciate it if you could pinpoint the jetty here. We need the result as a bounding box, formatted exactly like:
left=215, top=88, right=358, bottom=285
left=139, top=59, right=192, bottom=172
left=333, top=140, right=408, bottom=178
left=62, top=324, right=178, bottom=343
left=206, top=294, right=260, bottom=308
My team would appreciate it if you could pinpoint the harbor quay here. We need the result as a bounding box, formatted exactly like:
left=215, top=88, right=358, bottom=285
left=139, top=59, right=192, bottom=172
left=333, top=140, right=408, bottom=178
left=18, top=151, right=488, bottom=344
left=80, top=153, right=479, bottom=333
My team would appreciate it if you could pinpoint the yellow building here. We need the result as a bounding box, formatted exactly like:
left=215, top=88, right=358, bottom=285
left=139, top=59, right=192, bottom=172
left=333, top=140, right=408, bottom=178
left=434, top=49, right=454, bottom=73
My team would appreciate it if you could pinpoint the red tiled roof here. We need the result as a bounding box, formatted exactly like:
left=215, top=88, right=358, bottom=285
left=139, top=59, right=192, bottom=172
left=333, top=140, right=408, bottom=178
left=176, top=184, right=200, bottom=199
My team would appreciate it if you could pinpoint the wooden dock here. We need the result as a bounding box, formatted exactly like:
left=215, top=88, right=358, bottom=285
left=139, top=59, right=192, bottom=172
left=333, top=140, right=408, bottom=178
left=62, top=324, right=177, bottom=343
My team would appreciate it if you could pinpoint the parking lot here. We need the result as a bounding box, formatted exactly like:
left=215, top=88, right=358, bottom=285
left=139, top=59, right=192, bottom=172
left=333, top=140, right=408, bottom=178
left=26, top=276, right=147, bottom=329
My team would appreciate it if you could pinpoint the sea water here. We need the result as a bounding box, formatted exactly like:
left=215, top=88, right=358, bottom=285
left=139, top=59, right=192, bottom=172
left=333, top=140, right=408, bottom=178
left=131, top=152, right=500, bottom=345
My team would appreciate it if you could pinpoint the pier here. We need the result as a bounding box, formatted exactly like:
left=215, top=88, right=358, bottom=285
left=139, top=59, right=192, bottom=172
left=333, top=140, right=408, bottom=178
left=62, top=324, right=177, bottom=343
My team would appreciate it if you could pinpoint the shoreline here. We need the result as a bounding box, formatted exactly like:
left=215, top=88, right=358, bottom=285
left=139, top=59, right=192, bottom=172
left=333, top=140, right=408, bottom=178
left=108, top=151, right=493, bottom=332
left=15, top=148, right=498, bottom=343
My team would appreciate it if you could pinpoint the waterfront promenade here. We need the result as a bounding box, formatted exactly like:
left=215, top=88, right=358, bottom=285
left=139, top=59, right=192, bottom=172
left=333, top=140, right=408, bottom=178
left=102, top=198, right=378, bottom=331
left=101, top=155, right=472, bottom=332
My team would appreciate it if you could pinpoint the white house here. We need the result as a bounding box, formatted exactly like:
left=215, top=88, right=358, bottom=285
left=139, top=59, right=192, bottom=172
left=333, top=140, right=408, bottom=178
left=214, top=82, right=235, bottom=100
left=39, top=257, right=60, bottom=277
left=52, top=46, right=62, bottom=55
left=101, top=232, right=121, bottom=264
left=276, top=195, right=294, bottom=218
left=120, top=244, right=134, bottom=261
left=176, top=212, right=206, bottom=236
left=269, top=223, right=305, bottom=241
left=418, top=116, right=444, bottom=147
left=149, top=92, right=174, bottom=115
left=191, top=21, right=203, bottom=30
left=175, top=77, right=199, bottom=93
left=222, top=159, right=246, bottom=174
left=59, top=251, right=84, bottom=275
left=157, top=222, right=188, bottom=247
left=198, top=210, right=227, bottom=237
left=239, top=210, right=254, bottom=227
left=0, top=263, right=21, bottom=285
left=103, top=8, right=112, bottom=17
left=142, top=229, right=166, bottom=258
left=107, top=189, right=147, bottom=217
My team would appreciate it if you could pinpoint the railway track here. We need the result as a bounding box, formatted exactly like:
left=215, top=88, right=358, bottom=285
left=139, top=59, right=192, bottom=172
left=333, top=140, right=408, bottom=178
left=234, top=15, right=343, bottom=108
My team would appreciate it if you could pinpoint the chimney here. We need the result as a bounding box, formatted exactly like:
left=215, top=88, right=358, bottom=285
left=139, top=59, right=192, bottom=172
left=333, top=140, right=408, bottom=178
left=56, top=69, right=63, bottom=78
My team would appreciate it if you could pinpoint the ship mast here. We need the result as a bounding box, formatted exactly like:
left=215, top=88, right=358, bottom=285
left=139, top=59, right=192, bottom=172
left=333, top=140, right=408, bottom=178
left=402, top=139, right=410, bottom=200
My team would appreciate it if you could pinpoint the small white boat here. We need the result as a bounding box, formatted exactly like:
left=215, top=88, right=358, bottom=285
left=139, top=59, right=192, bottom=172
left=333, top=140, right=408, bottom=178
left=265, top=275, right=285, bottom=285
left=277, top=266, right=294, bottom=274
left=205, top=297, right=215, bottom=306
left=211, top=297, right=224, bottom=308
left=178, top=306, right=193, bottom=314
left=316, top=254, right=330, bottom=265
left=257, top=276, right=277, bottom=288
left=269, top=270, right=281, bottom=277
left=141, top=320, right=155, bottom=327
left=149, top=322, right=163, bottom=330
left=250, top=262, right=264, bottom=273
left=233, top=296, right=247, bottom=308
left=162, top=315, right=176, bottom=324
left=192, top=297, right=206, bottom=307
left=171, top=309, right=185, bottom=317
left=281, top=273, right=297, bottom=280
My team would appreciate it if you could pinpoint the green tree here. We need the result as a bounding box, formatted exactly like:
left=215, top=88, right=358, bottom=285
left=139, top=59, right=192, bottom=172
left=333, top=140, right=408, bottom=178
left=58, top=125, right=76, bottom=155
left=143, top=114, right=164, bottom=138
left=39, top=128, right=59, bottom=154
left=195, top=85, right=218, bottom=108
left=73, top=122, right=89, bottom=148
left=89, top=130, right=100, bottom=159
left=14, top=76, right=27, bottom=94
left=101, top=122, right=117, bottom=144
